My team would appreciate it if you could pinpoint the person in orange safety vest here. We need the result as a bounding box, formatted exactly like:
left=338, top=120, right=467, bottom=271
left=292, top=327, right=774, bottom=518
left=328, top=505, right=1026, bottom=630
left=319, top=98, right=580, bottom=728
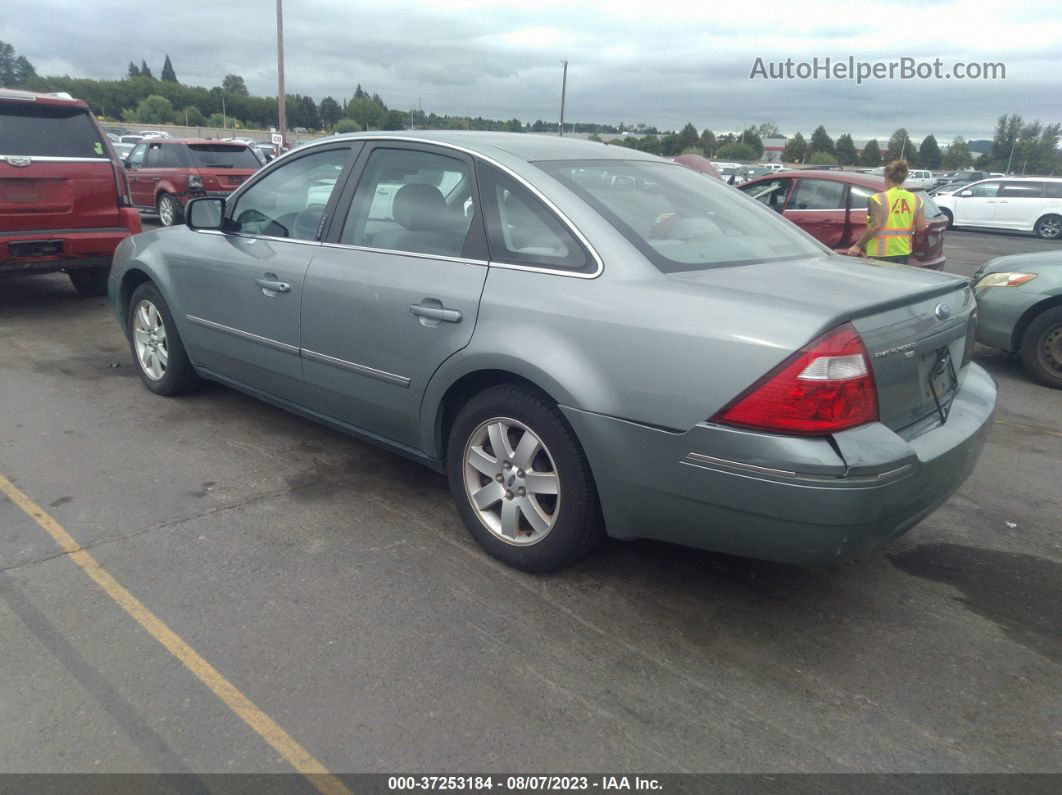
left=847, top=159, right=927, bottom=264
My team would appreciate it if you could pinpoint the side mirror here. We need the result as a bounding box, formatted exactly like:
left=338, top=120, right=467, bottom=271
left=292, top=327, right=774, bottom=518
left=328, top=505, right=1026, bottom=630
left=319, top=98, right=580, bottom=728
left=186, top=197, right=226, bottom=231
left=123, top=158, right=131, bottom=168
left=959, top=190, right=973, bottom=197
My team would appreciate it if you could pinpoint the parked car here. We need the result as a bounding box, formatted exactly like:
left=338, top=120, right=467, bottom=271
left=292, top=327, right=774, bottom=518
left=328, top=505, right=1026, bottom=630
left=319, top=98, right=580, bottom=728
left=760, top=163, right=785, bottom=172
left=933, top=177, right=1062, bottom=239
left=710, top=161, right=742, bottom=171
left=738, top=170, right=948, bottom=268
left=253, top=143, right=277, bottom=164
left=931, top=171, right=990, bottom=193
left=108, top=132, right=994, bottom=572
left=120, top=134, right=144, bottom=145
left=112, top=141, right=136, bottom=161
left=1, top=88, right=141, bottom=295
left=973, top=251, right=1062, bottom=388
left=904, top=169, right=935, bottom=190
left=123, top=138, right=261, bottom=225
left=138, top=130, right=172, bottom=139
left=715, top=165, right=745, bottom=185
left=669, top=153, right=720, bottom=179
left=739, top=165, right=775, bottom=180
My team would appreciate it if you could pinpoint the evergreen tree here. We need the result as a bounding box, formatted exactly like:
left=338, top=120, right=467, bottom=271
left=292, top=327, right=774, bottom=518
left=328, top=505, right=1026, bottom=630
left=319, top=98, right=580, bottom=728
left=861, top=139, right=882, bottom=166
left=127, top=61, right=140, bottom=78
left=942, top=137, right=973, bottom=170
left=319, top=96, right=342, bottom=128
left=139, top=59, right=153, bottom=80
left=808, top=125, right=834, bottom=155
left=781, top=132, right=807, bottom=163
left=699, top=128, right=716, bottom=157
left=835, top=134, right=858, bottom=166
left=886, top=128, right=911, bottom=161
left=161, top=55, right=177, bottom=83
left=918, top=134, right=941, bottom=169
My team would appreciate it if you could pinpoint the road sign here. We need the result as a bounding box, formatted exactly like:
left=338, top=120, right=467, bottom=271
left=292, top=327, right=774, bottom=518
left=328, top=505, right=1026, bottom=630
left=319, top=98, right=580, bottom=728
left=271, top=133, right=284, bottom=146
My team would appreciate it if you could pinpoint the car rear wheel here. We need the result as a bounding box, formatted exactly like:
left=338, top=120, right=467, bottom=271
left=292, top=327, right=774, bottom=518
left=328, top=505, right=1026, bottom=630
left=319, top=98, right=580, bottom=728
left=68, top=266, right=109, bottom=297
left=127, top=282, right=200, bottom=395
left=446, top=384, right=604, bottom=572
left=1033, top=214, right=1061, bottom=240
left=1020, top=306, right=1062, bottom=389
left=157, top=192, right=182, bottom=226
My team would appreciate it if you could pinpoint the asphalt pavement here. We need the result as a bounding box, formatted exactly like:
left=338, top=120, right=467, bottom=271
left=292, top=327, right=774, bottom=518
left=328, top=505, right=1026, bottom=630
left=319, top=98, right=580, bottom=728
left=0, top=223, right=1059, bottom=780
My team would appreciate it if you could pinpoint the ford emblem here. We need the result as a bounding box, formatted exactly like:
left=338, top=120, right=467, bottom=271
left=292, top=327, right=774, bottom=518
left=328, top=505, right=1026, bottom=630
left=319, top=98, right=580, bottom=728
left=935, top=303, right=952, bottom=320
left=5, top=156, right=32, bottom=168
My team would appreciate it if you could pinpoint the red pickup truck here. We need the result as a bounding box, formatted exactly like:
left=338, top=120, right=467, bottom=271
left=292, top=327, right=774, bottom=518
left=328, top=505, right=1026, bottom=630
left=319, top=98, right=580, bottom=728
left=1, top=89, right=141, bottom=295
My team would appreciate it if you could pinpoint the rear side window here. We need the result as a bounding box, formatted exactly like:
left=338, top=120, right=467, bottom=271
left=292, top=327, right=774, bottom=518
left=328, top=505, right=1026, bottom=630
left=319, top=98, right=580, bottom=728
left=477, top=163, right=588, bottom=272
left=158, top=144, right=184, bottom=168
left=188, top=144, right=261, bottom=169
left=0, top=102, right=108, bottom=158
left=1046, top=182, right=1062, bottom=199
left=790, top=179, right=846, bottom=210
left=999, top=182, right=1045, bottom=198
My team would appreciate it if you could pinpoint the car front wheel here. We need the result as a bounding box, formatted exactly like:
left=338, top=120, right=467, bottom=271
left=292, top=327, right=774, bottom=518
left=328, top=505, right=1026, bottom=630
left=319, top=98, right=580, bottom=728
left=940, top=209, right=953, bottom=230
left=1020, top=306, right=1062, bottom=389
left=127, top=282, right=201, bottom=395
left=157, top=192, right=183, bottom=226
left=446, top=384, right=604, bottom=572
left=1034, top=214, right=1061, bottom=240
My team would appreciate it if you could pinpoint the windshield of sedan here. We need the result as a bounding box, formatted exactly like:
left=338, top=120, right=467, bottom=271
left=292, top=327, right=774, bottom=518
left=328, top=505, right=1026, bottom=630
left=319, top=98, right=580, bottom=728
left=539, top=160, right=827, bottom=272
left=188, top=144, right=261, bottom=169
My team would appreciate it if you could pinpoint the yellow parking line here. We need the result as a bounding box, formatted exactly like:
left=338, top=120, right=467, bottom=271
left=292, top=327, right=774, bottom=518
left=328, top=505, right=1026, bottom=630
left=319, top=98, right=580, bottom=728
left=0, top=473, right=350, bottom=795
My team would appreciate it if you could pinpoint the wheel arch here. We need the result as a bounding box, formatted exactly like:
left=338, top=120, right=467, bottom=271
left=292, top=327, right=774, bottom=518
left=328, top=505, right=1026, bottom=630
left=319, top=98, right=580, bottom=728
left=1012, top=293, right=1062, bottom=352
left=117, top=266, right=155, bottom=333
left=1033, top=212, right=1062, bottom=237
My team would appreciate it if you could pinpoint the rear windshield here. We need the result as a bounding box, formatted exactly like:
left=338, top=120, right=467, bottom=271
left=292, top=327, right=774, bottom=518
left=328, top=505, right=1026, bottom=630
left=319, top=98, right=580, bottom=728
left=539, top=160, right=827, bottom=272
left=0, top=102, right=108, bottom=158
left=188, top=144, right=260, bottom=169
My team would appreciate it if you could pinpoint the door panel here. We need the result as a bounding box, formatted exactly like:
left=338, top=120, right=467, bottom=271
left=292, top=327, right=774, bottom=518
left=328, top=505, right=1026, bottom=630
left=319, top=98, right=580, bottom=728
left=300, top=144, right=487, bottom=447
left=784, top=178, right=847, bottom=248
left=954, top=180, right=1002, bottom=226
left=993, top=181, right=1046, bottom=230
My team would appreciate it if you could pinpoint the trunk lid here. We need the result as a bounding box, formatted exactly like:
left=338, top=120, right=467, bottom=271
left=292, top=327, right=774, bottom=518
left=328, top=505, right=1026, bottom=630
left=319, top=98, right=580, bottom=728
left=669, top=254, right=975, bottom=434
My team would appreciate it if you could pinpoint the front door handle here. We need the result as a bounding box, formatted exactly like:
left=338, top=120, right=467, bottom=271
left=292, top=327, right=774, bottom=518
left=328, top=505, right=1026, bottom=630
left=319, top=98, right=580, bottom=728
left=410, top=303, right=462, bottom=323
left=255, top=276, right=290, bottom=294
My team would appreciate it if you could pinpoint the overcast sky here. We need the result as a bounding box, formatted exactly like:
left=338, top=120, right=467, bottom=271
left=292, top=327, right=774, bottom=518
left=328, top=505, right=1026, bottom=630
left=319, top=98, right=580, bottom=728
left=4, top=0, right=1060, bottom=140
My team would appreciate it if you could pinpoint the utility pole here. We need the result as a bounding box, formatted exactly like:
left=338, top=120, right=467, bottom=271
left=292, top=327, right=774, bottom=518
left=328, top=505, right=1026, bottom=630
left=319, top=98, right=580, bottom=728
left=558, top=59, right=568, bottom=137
left=276, top=0, right=287, bottom=147
left=221, top=95, right=226, bottom=132
left=410, top=108, right=414, bottom=130
left=1006, top=138, right=1016, bottom=175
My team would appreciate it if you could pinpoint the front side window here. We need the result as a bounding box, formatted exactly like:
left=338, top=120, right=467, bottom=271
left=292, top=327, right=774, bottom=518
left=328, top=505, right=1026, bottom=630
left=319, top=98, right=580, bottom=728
left=543, top=160, right=825, bottom=272
left=128, top=142, right=147, bottom=168
left=340, top=148, right=474, bottom=258
left=967, top=181, right=1002, bottom=198
left=790, top=179, right=846, bottom=210
left=738, top=178, right=792, bottom=212
left=478, top=163, right=587, bottom=271
left=232, top=147, right=349, bottom=240
left=999, top=182, right=1045, bottom=198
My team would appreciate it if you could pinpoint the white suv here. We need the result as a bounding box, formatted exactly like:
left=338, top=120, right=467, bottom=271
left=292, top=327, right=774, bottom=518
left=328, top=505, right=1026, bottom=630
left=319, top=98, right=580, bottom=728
left=933, top=177, right=1062, bottom=239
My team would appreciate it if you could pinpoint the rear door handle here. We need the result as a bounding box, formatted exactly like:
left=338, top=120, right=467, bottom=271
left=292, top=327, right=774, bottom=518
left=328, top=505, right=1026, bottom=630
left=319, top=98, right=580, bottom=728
left=410, top=303, right=462, bottom=323
left=255, top=277, right=290, bottom=294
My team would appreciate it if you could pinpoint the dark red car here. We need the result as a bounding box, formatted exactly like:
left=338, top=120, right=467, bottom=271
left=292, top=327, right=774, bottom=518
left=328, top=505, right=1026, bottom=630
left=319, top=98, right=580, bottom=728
left=1, top=88, right=141, bottom=295
left=124, top=138, right=260, bottom=225
left=738, top=170, right=947, bottom=269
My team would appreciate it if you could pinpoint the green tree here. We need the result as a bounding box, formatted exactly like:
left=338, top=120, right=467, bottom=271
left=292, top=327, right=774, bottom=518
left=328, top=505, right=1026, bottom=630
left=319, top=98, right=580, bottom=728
left=808, top=125, right=834, bottom=156
left=808, top=151, right=838, bottom=165
left=739, top=126, right=764, bottom=157
left=139, top=59, right=154, bottom=80
left=699, top=128, right=716, bottom=156
left=835, top=133, right=858, bottom=166
left=635, top=135, right=662, bottom=155
left=161, top=55, right=177, bottom=83
left=918, top=134, right=941, bottom=169
left=588, top=133, right=603, bottom=142
left=206, top=112, right=227, bottom=128
left=182, top=106, right=205, bottom=125
left=677, top=122, right=699, bottom=152
left=861, top=139, right=882, bottom=166
left=318, top=96, right=342, bottom=128
left=716, top=141, right=758, bottom=161
left=989, top=114, right=1023, bottom=171
left=333, top=118, right=362, bottom=134
left=345, top=94, right=387, bottom=130
left=135, top=94, right=174, bottom=123
left=755, top=122, right=780, bottom=139
left=222, top=74, right=248, bottom=95
left=0, top=40, right=36, bottom=86
left=885, top=128, right=911, bottom=161
left=127, top=61, right=140, bottom=79
left=781, top=132, right=807, bottom=163
left=942, top=136, right=973, bottom=169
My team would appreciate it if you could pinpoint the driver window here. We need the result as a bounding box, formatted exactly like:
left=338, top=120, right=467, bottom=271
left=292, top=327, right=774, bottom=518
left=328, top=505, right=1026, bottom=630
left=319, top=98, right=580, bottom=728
left=740, top=178, right=791, bottom=212
left=128, top=143, right=147, bottom=168
left=967, top=181, right=1001, bottom=198
left=232, top=148, right=349, bottom=240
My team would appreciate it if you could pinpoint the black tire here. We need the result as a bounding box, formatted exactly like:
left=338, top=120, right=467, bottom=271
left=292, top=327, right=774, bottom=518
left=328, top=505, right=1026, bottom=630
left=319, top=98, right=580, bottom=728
left=940, top=208, right=954, bottom=230
left=1033, top=214, right=1062, bottom=240
left=1019, top=306, right=1062, bottom=389
left=68, top=266, right=110, bottom=296
left=446, top=384, right=604, bottom=572
left=157, top=192, right=183, bottom=226
left=127, top=282, right=201, bottom=395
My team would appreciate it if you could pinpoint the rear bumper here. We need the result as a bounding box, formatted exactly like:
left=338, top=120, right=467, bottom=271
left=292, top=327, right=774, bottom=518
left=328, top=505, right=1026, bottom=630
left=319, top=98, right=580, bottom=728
left=562, top=364, right=996, bottom=564
left=0, top=209, right=140, bottom=275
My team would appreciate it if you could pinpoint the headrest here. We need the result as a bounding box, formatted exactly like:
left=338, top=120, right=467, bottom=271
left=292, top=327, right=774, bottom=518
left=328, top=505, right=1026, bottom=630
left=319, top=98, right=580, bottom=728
left=392, top=183, right=449, bottom=230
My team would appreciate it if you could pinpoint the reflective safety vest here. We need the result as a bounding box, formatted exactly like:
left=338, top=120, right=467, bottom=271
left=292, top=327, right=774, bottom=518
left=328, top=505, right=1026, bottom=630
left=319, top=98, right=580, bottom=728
left=865, top=187, right=922, bottom=257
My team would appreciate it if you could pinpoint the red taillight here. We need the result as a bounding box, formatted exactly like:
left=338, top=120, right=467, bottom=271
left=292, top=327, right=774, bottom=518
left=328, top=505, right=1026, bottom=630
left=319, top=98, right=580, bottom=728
left=713, top=322, right=878, bottom=435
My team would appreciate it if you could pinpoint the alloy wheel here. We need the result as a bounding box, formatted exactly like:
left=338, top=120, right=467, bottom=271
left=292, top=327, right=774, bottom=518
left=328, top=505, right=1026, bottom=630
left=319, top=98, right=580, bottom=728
left=462, top=417, right=560, bottom=546
left=1036, top=217, right=1061, bottom=239
left=159, top=195, right=175, bottom=226
left=132, top=299, right=168, bottom=380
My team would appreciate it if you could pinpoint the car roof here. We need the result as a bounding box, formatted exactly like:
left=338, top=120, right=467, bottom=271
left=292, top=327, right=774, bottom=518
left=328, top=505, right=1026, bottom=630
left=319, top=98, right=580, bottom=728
left=748, top=170, right=888, bottom=190
left=302, top=130, right=663, bottom=163
left=0, top=88, right=90, bottom=109
left=149, top=138, right=251, bottom=147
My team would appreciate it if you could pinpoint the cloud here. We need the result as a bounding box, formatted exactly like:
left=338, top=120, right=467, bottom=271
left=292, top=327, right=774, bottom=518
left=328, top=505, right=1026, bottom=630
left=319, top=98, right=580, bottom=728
left=4, top=0, right=1060, bottom=139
